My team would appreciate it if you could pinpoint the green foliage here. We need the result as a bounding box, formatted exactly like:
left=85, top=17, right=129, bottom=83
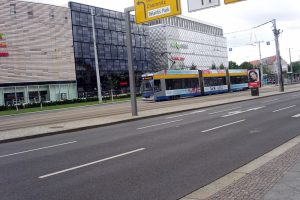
left=291, top=61, right=300, bottom=73
left=211, top=64, right=217, bottom=69
left=228, top=61, right=239, bottom=69
left=219, top=64, right=225, bottom=69
left=240, top=61, right=254, bottom=70
left=263, top=67, right=272, bottom=75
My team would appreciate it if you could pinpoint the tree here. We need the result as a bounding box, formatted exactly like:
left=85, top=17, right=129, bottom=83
left=291, top=61, right=300, bottom=73
left=190, top=64, right=197, bottom=70
left=240, top=61, right=254, bottom=70
left=263, top=66, right=272, bottom=75
left=219, top=64, right=225, bottom=69
left=228, top=61, right=239, bottom=69
left=211, top=64, right=216, bottom=69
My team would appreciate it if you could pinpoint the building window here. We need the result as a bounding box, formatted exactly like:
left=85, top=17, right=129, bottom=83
left=102, top=17, right=109, bottom=29
left=49, top=9, right=54, bottom=19
left=10, top=4, right=16, bottom=15
left=104, top=30, right=112, bottom=44
left=64, top=11, right=68, bottom=21
left=27, top=6, right=33, bottom=19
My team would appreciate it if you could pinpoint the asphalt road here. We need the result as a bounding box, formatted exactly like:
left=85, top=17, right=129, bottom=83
left=0, top=84, right=299, bottom=131
left=1, top=91, right=300, bottom=200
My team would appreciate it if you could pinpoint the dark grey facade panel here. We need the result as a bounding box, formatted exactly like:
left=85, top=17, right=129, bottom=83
left=69, top=2, right=151, bottom=96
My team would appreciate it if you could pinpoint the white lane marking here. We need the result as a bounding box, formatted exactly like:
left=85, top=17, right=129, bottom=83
left=167, top=110, right=206, bottom=119
left=272, top=105, right=296, bottom=113
left=209, top=107, right=241, bottom=115
left=39, top=148, right=145, bottom=179
left=137, top=119, right=183, bottom=130
left=0, top=141, right=77, bottom=158
left=261, top=99, right=279, bottom=103
left=292, top=114, right=300, bottom=118
left=222, top=107, right=265, bottom=117
left=201, top=119, right=246, bottom=133
left=293, top=94, right=300, bottom=97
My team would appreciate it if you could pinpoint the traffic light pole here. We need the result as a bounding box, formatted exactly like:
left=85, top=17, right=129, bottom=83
left=272, top=19, right=284, bottom=92
left=124, top=6, right=138, bottom=116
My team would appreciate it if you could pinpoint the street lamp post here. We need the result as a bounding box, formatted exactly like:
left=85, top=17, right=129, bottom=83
left=272, top=19, right=284, bottom=92
left=289, top=48, right=293, bottom=74
left=90, top=7, right=103, bottom=103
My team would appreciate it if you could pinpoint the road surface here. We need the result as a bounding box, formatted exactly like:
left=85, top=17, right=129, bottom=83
left=1, top=91, right=300, bottom=199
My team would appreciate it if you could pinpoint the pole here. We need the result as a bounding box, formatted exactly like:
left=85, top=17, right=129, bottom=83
left=272, top=19, right=284, bottom=92
left=255, top=41, right=264, bottom=87
left=124, top=6, right=138, bottom=116
left=289, top=48, right=293, bottom=73
left=289, top=48, right=293, bottom=83
left=258, top=41, right=263, bottom=87
left=91, top=7, right=103, bottom=103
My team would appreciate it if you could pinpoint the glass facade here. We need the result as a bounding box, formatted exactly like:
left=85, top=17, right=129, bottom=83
left=149, top=17, right=228, bottom=70
left=69, top=2, right=151, bottom=97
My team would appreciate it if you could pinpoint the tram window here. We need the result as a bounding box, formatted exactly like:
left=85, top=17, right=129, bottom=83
left=184, top=78, right=199, bottom=88
left=154, top=80, right=161, bottom=91
left=166, top=79, right=184, bottom=90
left=165, top=78, right=199, bottom=90
left=204, top=77, right=226, bottom=86
left=230, top=76, right=248, bottom=84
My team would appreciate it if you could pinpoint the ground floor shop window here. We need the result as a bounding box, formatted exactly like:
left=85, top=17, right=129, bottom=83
left=4, top=92, right=24, bottom=105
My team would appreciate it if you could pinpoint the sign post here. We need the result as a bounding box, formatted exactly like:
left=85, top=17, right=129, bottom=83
left=125, top=0, right=181, bottom=116
left=134, top=0, right=181, bottom=24
left=124, top=6, right=138, bottom=116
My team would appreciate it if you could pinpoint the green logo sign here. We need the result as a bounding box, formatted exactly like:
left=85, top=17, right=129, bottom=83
left=170, top=42, right=188, bottom=49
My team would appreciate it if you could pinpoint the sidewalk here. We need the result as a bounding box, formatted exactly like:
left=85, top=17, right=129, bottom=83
left=181, top=136, right=300, bottom=200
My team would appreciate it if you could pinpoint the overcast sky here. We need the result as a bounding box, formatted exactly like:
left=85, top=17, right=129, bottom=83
left=24, top=0, right=300, bottom=64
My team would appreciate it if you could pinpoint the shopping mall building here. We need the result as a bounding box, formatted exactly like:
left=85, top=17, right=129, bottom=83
left=0, top=0, right=228, bottom=105
left=149, top=16, right=228, bottom=71
left=0, top=0, right=77, bottom=105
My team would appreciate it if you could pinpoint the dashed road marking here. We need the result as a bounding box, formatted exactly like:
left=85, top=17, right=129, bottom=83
left=261, top=99, right=279, bottom=103
left=201, top=119, right=246, bottom=133
left=167, top=110, right=206, bottom=119
left=222, top=107, right=264, bottom=117
left=39, top=148, right=146, bottom=179
left=272, top=105, right=296, bottom=113
left=137, top=119, right=183, bottom=130
left=209, top=107, right=241, bottom=115
left=0, top=141, right=77, bottom=158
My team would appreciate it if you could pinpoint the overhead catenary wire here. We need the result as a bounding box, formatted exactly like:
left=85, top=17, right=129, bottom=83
left=224, top=20, right=274, bottom=35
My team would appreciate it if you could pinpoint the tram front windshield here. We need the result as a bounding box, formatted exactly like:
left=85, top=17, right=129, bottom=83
left=141, top=79, right=154, bottom=93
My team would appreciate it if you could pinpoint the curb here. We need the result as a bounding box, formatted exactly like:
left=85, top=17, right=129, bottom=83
left=1, top=90, right=299, bottom=144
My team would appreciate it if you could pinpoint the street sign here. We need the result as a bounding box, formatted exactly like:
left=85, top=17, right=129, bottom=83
left=188, top=0, right=220, bottom=12
left=224, top=0, right=246, bottom=4
left=134, top=0, right=181, bottom=24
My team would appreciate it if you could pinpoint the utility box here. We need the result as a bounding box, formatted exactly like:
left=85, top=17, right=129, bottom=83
left=251, top=87, right=259, bottom=96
